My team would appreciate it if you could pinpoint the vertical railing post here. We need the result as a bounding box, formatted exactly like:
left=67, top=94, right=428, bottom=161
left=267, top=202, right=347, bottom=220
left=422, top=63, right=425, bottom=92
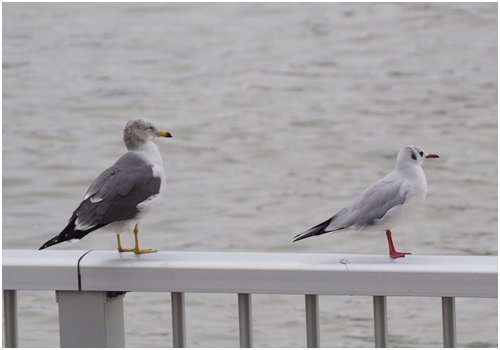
left=238, top=293, right=253, bottom=347
left=305, top=294, right=320, bottom=348
left=373, top=296, right=388, bottom=348
left=171, top=292, right=186, bottom=348
left=57, top=291, right=125, bottom=347
left=442, top=297, right=457, bottom=347
left=3, top=290, right=19, bottom=348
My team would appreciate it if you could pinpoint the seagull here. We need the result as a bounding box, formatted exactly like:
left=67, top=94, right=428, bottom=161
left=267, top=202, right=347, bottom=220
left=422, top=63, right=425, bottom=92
left=39, top=118, right=172, bottom=254
left=293, top=145, right=439, bottom=259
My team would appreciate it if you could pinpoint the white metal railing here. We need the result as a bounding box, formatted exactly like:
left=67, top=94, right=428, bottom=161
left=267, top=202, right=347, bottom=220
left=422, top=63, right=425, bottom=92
left=2, top=249, right=498, bottom=348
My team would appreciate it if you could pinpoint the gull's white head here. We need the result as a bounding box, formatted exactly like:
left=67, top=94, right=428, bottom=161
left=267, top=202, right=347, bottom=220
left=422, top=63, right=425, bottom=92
left=396, top=145, right=439, bottom=170
left=123, top=118, right=172, bottom=150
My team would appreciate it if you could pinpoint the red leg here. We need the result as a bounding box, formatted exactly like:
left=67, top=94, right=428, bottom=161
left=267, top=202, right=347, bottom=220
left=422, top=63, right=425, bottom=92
left=386, top=230, right=411, bottom=259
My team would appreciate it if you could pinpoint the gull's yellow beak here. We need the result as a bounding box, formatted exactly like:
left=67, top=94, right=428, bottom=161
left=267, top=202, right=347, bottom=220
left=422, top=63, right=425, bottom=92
left=156, top=130, right=173, bottom=138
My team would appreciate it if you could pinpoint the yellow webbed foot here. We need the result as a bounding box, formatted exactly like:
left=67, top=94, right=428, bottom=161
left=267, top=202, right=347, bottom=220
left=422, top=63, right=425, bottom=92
left=118, top=247, right=135, bottom=253
left=132, top=225, right=158, bottom=254
left=134, top=248, right=158, bottom=254
left=116, top=234, right=134, bottom=253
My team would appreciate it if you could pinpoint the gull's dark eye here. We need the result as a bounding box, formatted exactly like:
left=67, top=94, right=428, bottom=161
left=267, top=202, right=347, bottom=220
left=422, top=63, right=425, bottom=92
left=419, top=151, right=424, bottom=157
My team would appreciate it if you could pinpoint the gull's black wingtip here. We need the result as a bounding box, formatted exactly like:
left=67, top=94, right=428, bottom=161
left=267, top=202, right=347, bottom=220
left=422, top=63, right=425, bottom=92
left=293, top=217, right=333, bottom=243
left=39, top=236, right=58, bottom=250
left=292, top=233, right=308, bottom=243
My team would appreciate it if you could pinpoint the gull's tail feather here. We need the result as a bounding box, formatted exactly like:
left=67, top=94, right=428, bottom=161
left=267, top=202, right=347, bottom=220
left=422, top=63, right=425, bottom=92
left=293, top=217, right=333, bottom=242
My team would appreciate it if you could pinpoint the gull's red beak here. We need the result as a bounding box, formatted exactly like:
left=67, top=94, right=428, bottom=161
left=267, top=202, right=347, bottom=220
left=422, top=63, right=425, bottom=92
left=426, top=154, right=439, bottom=159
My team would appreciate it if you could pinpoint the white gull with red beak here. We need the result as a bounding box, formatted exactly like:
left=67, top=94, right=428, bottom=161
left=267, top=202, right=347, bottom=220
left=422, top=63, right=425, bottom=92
left=293, top=145, right=439, bottom=259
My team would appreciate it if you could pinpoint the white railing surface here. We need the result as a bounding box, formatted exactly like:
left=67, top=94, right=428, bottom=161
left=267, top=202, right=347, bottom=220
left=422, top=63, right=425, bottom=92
left=2, top=249, right=498, bottom=348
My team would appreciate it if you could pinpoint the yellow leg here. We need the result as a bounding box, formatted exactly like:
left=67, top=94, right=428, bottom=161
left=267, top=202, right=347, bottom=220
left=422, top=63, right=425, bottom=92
left=133, top=225, right=157, bottom=254
left=116, top=234, right=134, bottom=253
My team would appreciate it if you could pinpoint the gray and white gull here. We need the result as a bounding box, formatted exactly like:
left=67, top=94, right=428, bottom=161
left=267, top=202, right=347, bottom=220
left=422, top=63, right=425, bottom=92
left=39, top=118, right=172, bottom=254
left=293, top=145, right=439, bottom=259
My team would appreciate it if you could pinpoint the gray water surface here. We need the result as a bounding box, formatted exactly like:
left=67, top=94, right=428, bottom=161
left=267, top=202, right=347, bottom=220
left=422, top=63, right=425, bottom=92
left=3, top=3, right=497, bottom=347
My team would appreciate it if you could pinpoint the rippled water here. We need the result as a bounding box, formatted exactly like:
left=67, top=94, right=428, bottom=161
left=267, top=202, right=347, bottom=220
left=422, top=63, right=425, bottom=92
left=3, top=3, right=497, bottom=347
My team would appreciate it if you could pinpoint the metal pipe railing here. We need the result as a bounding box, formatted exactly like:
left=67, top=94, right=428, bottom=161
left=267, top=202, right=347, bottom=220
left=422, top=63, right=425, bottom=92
left=2, top=250, right=498, bottom=348
left=373, top=295, right=388, bottom=347
left=171, top=292, right=186, bottom=348
left=305, top=294, right=320, bottom=347
left=238, top=293, right=253, bottom=347
left=3, top=290, right=18, bottom=348
left=442, top=296, right=457, bottom=347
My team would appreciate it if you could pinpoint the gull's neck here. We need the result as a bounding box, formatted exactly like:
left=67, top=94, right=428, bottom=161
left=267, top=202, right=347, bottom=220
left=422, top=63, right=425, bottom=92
left=130, top=140, right=163, bottom=165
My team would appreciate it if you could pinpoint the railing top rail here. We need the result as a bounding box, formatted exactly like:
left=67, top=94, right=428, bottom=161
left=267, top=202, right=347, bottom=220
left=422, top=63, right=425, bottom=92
left=3, top=250, right=498, bottom=297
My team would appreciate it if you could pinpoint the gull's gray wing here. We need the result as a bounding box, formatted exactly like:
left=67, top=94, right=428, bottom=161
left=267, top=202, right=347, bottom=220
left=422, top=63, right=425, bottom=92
left=294, top=173, right=409, bottom=242
left=39, top=152, right=161, bottom=249
left=75, top=152, right=161, bottom=230
left=327, top=175, right=409, bottom=231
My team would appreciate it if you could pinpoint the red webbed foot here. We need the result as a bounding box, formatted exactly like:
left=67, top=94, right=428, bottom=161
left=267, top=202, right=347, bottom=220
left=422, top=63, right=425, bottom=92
left=389, top=251, right=411, bottom=259
left=386, top=230, right=411, bottom=259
